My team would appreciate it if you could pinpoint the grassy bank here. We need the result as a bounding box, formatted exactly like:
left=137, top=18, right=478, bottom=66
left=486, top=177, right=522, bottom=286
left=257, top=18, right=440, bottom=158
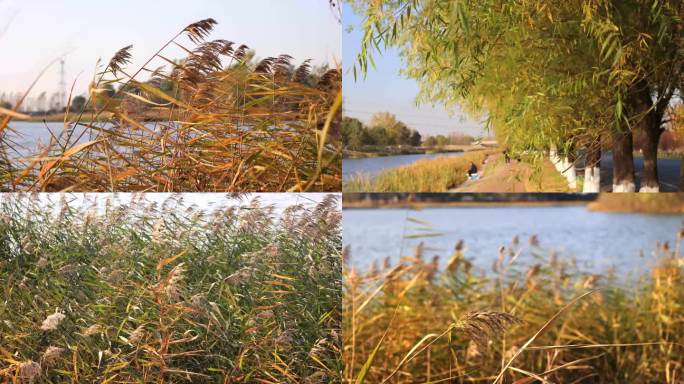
left=0, top=195, right=341, bottom=383
left=343, top=150, right=498, bottom=192
left=344, top=232, right=684, bottom=383
left=589, top=193, right=684, bottom=213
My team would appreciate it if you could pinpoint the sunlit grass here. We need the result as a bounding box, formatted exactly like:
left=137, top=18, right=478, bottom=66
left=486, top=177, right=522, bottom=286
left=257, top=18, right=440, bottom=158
left=0, top=194, right=341, bottom=383
left=343, top=150, right=498, bottom=192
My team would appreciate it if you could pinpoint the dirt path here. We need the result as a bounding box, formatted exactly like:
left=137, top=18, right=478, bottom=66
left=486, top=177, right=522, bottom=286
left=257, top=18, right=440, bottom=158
left=454, top=154, right=571, bottom=192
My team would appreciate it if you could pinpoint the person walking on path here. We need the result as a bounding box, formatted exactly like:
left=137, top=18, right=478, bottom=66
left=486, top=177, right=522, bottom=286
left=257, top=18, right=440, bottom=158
left=468, top=161, right=479, bottom=180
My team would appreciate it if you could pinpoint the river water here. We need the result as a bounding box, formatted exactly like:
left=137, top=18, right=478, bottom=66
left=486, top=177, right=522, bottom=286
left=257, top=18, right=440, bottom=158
left=2, top=121, right=98, bottom=159
left=343, top=205, right=684, bottom=277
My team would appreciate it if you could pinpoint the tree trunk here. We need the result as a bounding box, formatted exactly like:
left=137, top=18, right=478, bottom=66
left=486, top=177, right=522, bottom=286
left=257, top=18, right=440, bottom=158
left=561, top=152, right=577, bottom=190
left=680, top=155, right=684, bottom=191
left=628, top=78, right=664, bottom=192
left=640, top=123, right=662, bottom=192
left=549, top=145, right=561, bottom=172
left=612, top=130, right=635, bottom=192
left=583, top=145, right=601, bottom=193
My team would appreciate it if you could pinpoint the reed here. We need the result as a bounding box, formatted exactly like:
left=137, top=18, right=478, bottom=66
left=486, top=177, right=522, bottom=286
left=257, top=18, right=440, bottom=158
left=0, top=194, right=341, bottom=383
left=344, top=231, right=684, bottom=383
left=0, top=18, right=341, bottom=192
left=343, top=150, right=497, bottom=192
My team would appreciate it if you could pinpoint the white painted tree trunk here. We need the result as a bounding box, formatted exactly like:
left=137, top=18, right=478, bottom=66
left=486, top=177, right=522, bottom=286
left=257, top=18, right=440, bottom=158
left=639, top=184, right=659, bottom=192
left=549, top=147, right=562, bottom=172
left=560, top=157, right=577, bottom=190
left=582, top=167, right=600, bottom=193
left=613, top=181, right=636, bottom=192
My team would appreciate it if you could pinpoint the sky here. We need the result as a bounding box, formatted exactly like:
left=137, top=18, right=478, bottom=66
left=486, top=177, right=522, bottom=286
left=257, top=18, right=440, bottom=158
left=0, top=0, right=340, bottom=97
left=342, top=2, right=486, bottom=137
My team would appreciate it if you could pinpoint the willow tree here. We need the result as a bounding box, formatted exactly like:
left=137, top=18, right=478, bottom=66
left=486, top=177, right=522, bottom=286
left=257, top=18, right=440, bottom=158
left=351, top=0, right=682, bottom=191
left=581, top=0, right=683, bottom=191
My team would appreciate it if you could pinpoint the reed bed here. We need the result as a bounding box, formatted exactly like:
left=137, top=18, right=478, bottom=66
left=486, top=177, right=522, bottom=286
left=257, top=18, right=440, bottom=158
left=343, top=150, right=497, bottom=192
left=0, top=194, right=341, bottom=383
left=344, top=232, right=684, bottom=383
left=0, top=18, right=341, bottom=192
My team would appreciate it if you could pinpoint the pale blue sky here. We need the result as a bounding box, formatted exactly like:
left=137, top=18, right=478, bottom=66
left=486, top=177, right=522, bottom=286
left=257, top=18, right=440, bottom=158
left=3, top=192, right=339, bottom=214
left=342, top=2, right=485, bottom=137
left=0, top=0, right=340, bottom=97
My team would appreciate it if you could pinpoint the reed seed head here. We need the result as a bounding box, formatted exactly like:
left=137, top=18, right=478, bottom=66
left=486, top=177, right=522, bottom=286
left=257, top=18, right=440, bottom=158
left=183, top=18, right=218, bottom=44
left=40, top=311, right=65, bottom=331
left=17, top=360, right=41, bottom=383
left=455, top=311, right=520, bottom=350
left=41, top=346, right=65, bottom=367
left=109, top=45, right=133, bottom=75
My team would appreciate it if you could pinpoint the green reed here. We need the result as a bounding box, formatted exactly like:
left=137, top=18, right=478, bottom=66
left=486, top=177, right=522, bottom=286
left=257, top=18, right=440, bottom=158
left=0, top=194, right=341, bottom=383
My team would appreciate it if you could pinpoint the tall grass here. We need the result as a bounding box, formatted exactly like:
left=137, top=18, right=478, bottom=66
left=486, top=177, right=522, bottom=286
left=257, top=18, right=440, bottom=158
left=0, top=194, right=341, bottom=383
left=344, top=232, right=684, bottom=383
left=0, top=18, right=341, bottom=192
left=343, top=150, right=497, bottom=192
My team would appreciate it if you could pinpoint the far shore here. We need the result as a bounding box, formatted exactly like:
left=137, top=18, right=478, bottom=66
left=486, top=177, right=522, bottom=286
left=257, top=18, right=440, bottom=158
left=343, top=144, right=493, bottom=159
left=343, top=200, right=591, bottom=209
left=343, top=193, right=684, bottom=214
left=12, top=110, right=175, bottom=123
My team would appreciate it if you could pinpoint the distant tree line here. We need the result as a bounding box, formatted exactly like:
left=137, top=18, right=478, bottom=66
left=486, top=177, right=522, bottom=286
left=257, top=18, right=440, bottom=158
left=343, top=112, right=475, bottom=149
left=342, top=113, right=421, bottom=148
left=423, top=132, right=474, bottom=147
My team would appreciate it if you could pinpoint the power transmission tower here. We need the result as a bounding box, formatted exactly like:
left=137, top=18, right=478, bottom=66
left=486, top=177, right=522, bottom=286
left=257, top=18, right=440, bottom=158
left=59, top=59, right=66, bottom=110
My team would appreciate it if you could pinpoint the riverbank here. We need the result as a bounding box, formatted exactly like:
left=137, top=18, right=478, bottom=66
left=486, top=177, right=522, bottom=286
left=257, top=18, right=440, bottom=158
left=343, top=192, right=684, bottom=214
left=12, top=109, right=173, bottom=123
left=343, top=192, right=594, bottom=208
left=12, top=111, right=113, bottom=122
left=342, top=144, right=493, bottom=159
left=343, top=199, right=591, bottom=209
left=344, top=146, right=467, bottom=159
left=589, top=193, right=684, bottom=213
left=456, top=154, right=572, bottom=192
left=343, top=149, right=498, bottom=192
